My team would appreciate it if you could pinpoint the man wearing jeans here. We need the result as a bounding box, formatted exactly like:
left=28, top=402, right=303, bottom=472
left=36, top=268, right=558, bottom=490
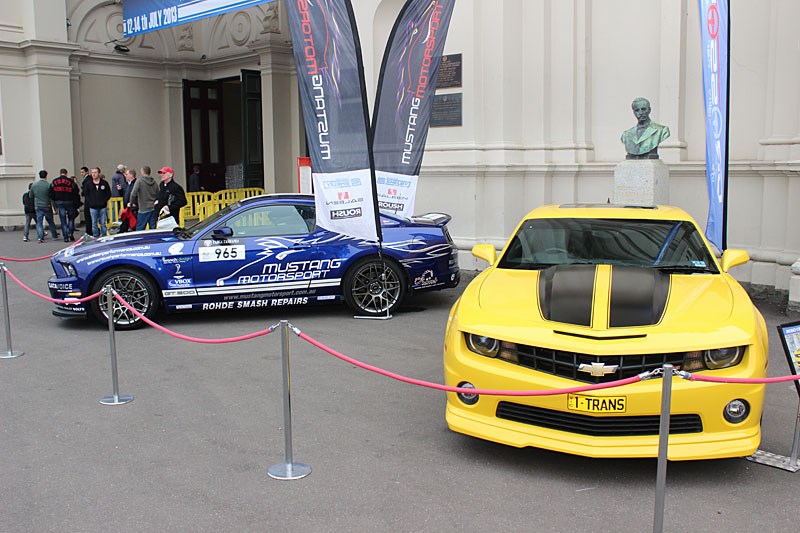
left=84, top=167, right=111, bottom=237
left=30, top=170, right=58, bottom=243
left=50, top=168, right=78, bottom=241
left=129, top=165, right=160, bottom=230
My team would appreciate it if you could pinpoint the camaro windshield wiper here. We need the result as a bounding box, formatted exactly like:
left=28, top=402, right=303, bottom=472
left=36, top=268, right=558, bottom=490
left=654, top=265, right=716, bottom=274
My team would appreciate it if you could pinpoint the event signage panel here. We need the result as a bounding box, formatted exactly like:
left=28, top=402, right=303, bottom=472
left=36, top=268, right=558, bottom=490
left=371, top=0, right=456, bottom=218
left=777, top=321, right=800, bottom=398
left=122, top=0, right=275, bottom=37
left=286, top=0, right=380, bottom=243
left=698, top=0, right=729, bottom=250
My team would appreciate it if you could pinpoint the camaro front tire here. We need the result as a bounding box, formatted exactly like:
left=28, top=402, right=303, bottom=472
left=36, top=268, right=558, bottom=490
left=343, top=257, right=407, bottom=316
left=90, top=268, right=160, bottom=330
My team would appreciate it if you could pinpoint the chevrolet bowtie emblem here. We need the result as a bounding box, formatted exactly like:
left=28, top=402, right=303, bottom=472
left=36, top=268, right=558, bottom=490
left=578, top=362, right=619, bottom=377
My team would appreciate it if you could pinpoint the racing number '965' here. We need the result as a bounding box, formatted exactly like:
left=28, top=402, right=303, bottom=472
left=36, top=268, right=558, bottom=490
left=199, top=245, right=245, bottom=262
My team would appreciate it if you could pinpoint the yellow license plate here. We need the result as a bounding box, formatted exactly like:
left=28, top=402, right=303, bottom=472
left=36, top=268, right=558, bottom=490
left=567, top=394, right=627, bottom=413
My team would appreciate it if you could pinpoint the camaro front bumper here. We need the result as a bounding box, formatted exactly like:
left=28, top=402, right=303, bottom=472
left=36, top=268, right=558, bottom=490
left=443, top=327, right=766, bottom=461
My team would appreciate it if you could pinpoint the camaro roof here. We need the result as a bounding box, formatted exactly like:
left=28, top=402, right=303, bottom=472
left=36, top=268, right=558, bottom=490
left=527, top=204, right=696, bottom=221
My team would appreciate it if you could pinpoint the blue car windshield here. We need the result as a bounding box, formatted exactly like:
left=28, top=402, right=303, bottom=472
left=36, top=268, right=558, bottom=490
left=497, top=218, right=719, bottom=273
left=181, top=201, right=242, bottom=238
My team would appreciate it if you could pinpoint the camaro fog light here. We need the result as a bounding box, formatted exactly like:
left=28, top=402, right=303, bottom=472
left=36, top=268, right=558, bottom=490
left=456, top=381, right=479, bottom=405
left=724, top=399, right=750, bottom=423
left=466, top=334, right=500, bottom=357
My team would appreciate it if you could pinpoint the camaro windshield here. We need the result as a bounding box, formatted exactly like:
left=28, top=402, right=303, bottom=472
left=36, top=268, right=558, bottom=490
left=497, top=218, right=718, bottom=272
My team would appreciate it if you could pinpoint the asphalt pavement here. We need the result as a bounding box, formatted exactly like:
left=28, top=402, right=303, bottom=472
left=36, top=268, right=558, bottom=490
left=1, top=228, right=799, bottom=532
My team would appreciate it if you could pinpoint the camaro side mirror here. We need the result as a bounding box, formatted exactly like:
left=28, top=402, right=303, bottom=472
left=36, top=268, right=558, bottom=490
left=212, top=227, right=234, bottom=240
left=720, top=249, right=749, bottom=272
left=472, top=243, right=497, bottom=267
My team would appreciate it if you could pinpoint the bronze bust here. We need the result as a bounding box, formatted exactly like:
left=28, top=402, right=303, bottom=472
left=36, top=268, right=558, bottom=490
left=621, top=97, right=670, bottom=159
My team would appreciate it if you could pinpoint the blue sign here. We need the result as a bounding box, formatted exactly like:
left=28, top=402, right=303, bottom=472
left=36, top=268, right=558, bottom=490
left=698, top=0, right=729, bottom=250
left=123, top=0, right=274, bottom=37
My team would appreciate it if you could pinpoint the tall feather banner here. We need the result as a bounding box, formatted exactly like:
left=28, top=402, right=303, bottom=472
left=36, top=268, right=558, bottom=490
left=286, top=0, right=381, bottom=242
left=372, top=0, right=456, bottom=218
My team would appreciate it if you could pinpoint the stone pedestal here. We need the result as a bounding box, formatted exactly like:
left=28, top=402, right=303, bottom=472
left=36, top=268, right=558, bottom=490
left=788, top=260, right=800, bottom=314
left=613, top=159, right=670, bottom=205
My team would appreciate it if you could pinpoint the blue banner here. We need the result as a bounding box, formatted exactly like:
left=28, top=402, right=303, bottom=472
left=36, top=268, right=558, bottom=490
left=122, top=0, right=274, bottom=37
left=372, top=0, right=456, bottom=218
left=286, top=0, right=380, bottom=243
left=698, top=0, right=729, bottom=250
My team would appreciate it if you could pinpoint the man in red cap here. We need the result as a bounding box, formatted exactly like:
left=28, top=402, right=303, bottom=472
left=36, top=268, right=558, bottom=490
left=153, top=166, right=187, bottom=225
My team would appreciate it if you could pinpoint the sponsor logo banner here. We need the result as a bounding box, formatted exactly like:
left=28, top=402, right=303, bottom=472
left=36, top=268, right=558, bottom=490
left=372, top=0, right=456, bottom=217
left=122, top=0, right=275, bottom=37
left=698, top=0, right=729, bottom=249
left=376, top=170, right=417, bottom=217
left=286, top=0, right=379, bottom=242
left=313, top=169, right=378, bottom=242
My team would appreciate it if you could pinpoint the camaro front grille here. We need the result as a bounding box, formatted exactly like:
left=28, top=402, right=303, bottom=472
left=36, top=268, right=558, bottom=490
left=504, top=344, right=687, bottom=384
left=496, top=402, right=703, bottom=437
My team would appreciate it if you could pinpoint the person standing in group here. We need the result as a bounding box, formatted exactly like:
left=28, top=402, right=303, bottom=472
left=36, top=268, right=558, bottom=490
left=30, top=170, right=58, bottom=243
left=68, top=174, right=82, bottom=233
left=85, top=168, right=111, bottom=237
left=50, top=168, right=78, bottom=242
left=153, top=166, right=187, bottom=224
left=188, top=164, right=202, bottom=192
left=123, top=167, right=137, bottom=215
left=129, top=165, right=160, bottom=230
left=21, top=183, right=36, bottom=242
left=79, top=166, right=91, bottom=229
left=111, top=164, right=126, bottom=198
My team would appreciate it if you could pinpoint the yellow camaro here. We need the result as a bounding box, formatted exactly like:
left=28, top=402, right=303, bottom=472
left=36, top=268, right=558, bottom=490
left=444, top=204, right=768, bottom=460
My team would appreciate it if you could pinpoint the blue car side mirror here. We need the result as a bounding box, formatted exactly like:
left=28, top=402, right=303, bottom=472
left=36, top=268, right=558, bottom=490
left=212, top=227, right=234, bottom=239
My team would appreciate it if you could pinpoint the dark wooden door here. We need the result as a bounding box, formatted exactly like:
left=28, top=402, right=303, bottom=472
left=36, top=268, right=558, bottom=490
left=241, top=70, right=263, bottom=189
left=183, top=80, right=226, bottom=191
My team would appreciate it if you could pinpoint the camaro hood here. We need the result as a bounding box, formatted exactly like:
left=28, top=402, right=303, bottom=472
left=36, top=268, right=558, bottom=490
left=474, top=264, right=736, bottom=332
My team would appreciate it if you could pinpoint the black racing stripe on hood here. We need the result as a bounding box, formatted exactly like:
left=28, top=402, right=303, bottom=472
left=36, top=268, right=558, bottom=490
left=609, top=266, right=670, bottom=327
left=538, top=265, right=596, bottom=326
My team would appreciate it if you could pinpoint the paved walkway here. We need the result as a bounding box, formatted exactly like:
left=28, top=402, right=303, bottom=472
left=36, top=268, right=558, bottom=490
left=1, top=229, right=799, bottom=532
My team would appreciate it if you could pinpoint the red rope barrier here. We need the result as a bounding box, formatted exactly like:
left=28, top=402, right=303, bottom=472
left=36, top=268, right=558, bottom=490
left=689, top=373, right=800, bottom=384
left=4, top=267, right=102, bottom=304
left=113, top=292, right=275, bottom=344
left=295, top=330, right=643, bottom=396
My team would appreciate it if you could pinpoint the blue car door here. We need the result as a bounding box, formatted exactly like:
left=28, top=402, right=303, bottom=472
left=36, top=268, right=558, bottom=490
left=190, top=203, right=319, bottom=311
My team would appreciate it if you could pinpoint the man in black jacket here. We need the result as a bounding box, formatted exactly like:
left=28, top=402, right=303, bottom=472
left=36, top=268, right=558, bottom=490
left=50, top=168, right=79, bottom=241
left=153, top=166, right=187, bottom=224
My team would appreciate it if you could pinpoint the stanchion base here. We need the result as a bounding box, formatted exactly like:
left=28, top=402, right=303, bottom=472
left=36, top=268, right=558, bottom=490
left=353, top=314, right=393, bottom=320
left=0, top=350, right=24, bottom=359
left=745, top=449, right=800, bottom=472
left=268, top=462, right=311, bottom=480
left=99, top=394, right=134, bottom=406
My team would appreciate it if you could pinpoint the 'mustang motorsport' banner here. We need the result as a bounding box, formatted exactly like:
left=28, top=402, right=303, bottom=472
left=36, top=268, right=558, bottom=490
left=286, top=0, right=380, bottom=242
left=698, top=0, right=729, bottom=250
left=123, top=0, right=275, bottom=37
left=372, top=0, right=456, bottom=218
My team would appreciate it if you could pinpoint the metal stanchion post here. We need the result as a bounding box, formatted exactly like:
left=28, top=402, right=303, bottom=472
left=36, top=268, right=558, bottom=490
left=0, top=263, right=23, bottom=359
left=99, top=287, right=133, bottom=406
left=790, top=402, right=800, bottom=470
left=653, top=364, right=673, bottom=533
left=268, top=320, right=311, bottom=480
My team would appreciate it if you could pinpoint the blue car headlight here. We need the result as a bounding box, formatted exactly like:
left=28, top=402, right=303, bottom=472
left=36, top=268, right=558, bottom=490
left=59, top=262, right=77, bottom=277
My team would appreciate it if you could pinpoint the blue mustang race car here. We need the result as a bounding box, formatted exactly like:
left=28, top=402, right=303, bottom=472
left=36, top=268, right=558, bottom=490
left=48, top=194, right=460, bottom=329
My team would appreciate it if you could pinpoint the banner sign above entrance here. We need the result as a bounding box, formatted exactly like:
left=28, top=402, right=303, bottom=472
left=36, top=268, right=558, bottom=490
left=123, top=0, right=275, bottom=37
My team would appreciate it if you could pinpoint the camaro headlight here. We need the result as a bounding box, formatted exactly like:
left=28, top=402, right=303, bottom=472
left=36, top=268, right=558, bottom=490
left=59, top=262, right=77, bottom=277
left=683, top=346, right=745, bottom=371
left=466, top=334, right=499, bottom=357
